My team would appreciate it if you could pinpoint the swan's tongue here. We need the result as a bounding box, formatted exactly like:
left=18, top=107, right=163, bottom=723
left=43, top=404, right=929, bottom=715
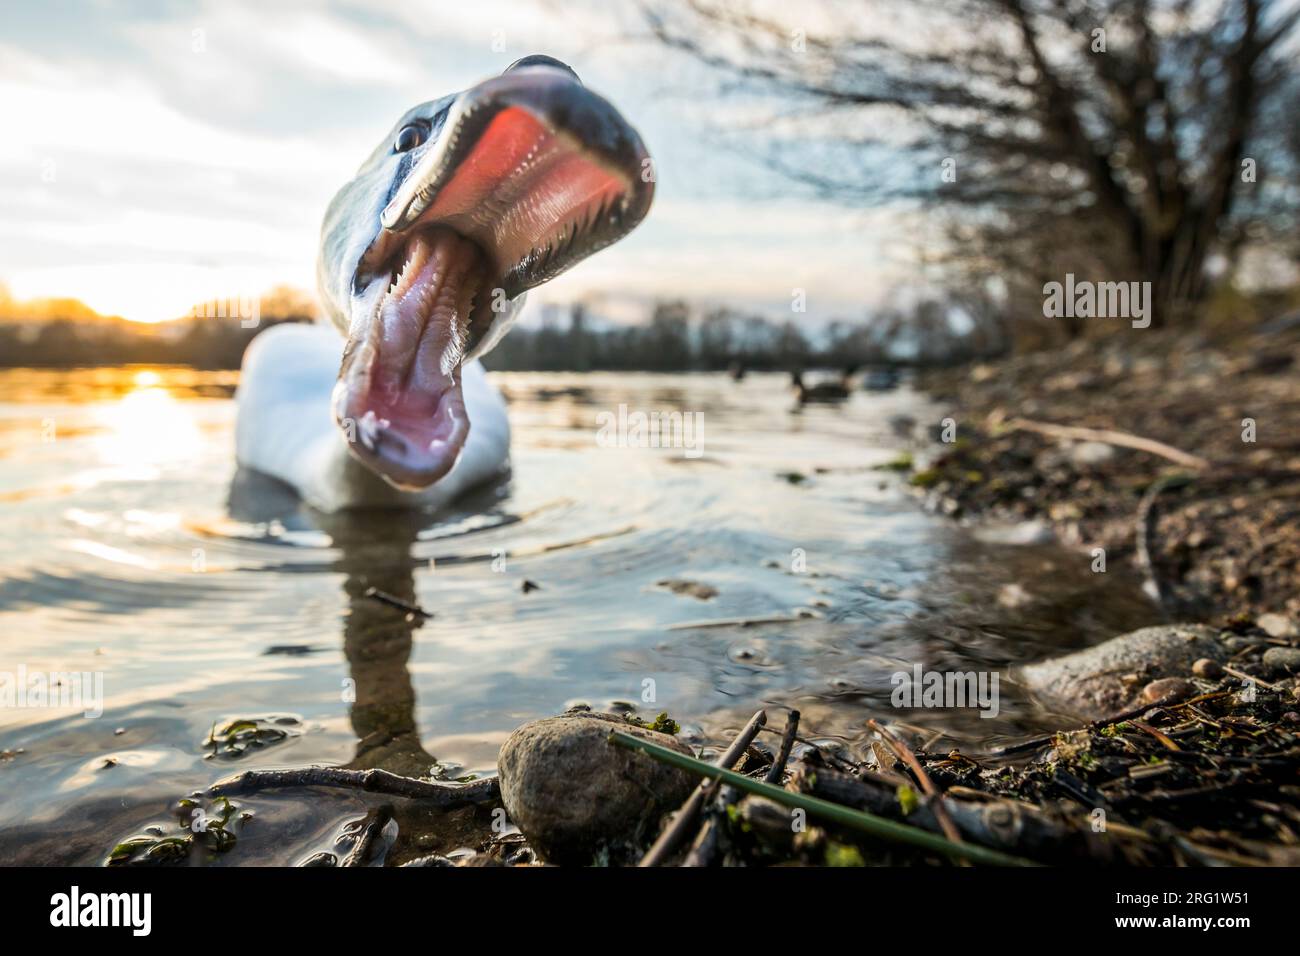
left=337, top=227, right=487, bottom=490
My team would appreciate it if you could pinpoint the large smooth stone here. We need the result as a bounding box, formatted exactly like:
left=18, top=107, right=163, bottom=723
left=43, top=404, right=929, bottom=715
left=497, top=711, right=696, bottom=865
left=1019, top=624, right=1226, bottom=720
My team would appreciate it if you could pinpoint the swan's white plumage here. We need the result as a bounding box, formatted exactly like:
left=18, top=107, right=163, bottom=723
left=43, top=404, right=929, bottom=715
left=235, top=322, right=510, bottom=511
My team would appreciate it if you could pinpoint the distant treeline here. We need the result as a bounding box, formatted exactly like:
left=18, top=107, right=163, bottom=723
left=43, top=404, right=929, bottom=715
left=0, top=316, right=307, bottom=369
left=0, top=295, right=1009, bottom=372
left=485, top=300, right=1007, bottom=372
left=0, top=284, right=319, bottom=370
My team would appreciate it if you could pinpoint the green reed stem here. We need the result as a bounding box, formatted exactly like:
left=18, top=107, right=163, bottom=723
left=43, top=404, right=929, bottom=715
left=608, top=730, right=1040, bottom=867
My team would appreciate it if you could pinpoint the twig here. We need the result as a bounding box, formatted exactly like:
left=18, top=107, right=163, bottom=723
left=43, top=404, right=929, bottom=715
left=209, top=767, right=499, bottom=806
left=1051, top=767, right=1110, bottom=810
left=764, top=710, right=801, bottom=784
left=668, top=614, right=802, bottom=630
left=1003, top=417, right=1211, bottom=470
left=1171, top=689, right=1236, bottom=709
left=638, top=709, right=766, bottom=867
left=991, top=689, right=1215, bottom=758
left=609, top=731, right=1039, bottom=866
left=801, top=764, right=1102, bottom=861
left=755, top=724, right=858, bottom=772
left=680, top=814, right=723, bottom=867
left=342, top=804, right=393, bottom=867
left=683, top=710, right=803, bottom=867
left=363, top=587, right=432, bottom=619
left=1173, top=836, right=1267, bottom=867
left=1223, top=665, right=1282, bottom=692
left=868, top=719, right=965, bottom=850
left=1135, top=473, right=1190, bottom=611
left=1129, top=719, right=1182, bottom=752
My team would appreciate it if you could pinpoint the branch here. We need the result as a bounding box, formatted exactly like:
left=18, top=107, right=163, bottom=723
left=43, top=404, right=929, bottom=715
left=868, top=719, right=965, bottom=850
left=1002, top=417, right=1212, bottom=469
left=208, top=766, right=500, bottom=806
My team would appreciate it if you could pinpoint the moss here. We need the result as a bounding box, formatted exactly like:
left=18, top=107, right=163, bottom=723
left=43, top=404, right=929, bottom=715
left=897, top=783, right=919, bottom=815
left=107, top=795, right=245, bottom=866
left=647, top=712, right=681, bottom=736
left=908, top=469, right=942, bottom=489
left=1224, top=612, right=1255, bottom=633
left=825, top=842, right=866, bottom=867
left=624, top=711, right=680, bottom=736
left=878, top=452, right=914, bottom=472
left=204, top=715, right=299, bottom=760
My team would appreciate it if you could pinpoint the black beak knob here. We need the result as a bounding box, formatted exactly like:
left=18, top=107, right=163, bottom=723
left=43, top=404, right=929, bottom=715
left=503, top=54, right=580, bottom=84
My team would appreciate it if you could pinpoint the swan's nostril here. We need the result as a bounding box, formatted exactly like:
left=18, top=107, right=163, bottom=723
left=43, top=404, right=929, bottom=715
left=503, top=54, right=580, bottom=84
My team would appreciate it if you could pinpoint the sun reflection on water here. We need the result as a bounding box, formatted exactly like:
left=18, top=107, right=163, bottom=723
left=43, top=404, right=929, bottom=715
left=93, top=368, right=202, bottom=466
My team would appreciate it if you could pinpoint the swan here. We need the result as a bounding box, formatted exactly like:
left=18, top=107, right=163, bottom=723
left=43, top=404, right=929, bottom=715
left=236, top=56, right=654, bottom=511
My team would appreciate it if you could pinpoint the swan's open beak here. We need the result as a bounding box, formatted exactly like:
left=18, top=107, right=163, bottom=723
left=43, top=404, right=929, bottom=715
left=335, top=62, right=654, bottom=490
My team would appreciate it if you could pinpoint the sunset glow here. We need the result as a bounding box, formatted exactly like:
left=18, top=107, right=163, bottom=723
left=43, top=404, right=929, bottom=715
left=0, top=0, right=910, bottom=326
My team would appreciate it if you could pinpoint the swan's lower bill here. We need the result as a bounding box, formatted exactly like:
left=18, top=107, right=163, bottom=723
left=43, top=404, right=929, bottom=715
left=334, top=228, right=486, bottom=489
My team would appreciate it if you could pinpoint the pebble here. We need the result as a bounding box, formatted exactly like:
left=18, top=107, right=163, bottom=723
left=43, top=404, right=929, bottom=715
left=1224, top=636, right=1266, bottom=651
left=1261, top=647, right=1300, bottom=673
left=1192, top=658, right=1224, bottom=679
left=1140, top=677, right=1196, bottom=705
left=1069, top=441, right=1115, bottom=467
left=1257, top=614, right=1298, bottom=639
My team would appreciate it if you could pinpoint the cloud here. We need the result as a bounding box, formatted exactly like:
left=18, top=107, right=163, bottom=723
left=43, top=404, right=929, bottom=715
left=0, top=0, right=914, bottom=323
left=126, top=3, right=423, bottom=91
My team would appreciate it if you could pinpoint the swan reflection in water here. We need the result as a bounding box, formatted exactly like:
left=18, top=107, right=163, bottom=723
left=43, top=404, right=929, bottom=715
left=227, top=467, right=512, bottom=860
left=229, top=466, right=502, bottom=777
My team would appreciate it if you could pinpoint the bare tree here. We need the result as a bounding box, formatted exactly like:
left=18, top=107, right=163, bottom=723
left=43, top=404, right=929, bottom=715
left=642, top=0, right=1299, bottom=331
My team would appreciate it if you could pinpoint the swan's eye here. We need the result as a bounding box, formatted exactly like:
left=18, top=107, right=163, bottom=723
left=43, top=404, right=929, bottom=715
left=394, top=124, right=427, bottom=153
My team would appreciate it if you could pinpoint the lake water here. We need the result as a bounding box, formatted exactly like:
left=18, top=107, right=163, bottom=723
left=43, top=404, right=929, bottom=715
left=0, top=366, right=1159, bottom=864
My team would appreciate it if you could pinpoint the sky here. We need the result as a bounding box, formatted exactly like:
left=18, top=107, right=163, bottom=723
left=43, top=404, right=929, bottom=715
left=0, top=0, right=923, bottom=324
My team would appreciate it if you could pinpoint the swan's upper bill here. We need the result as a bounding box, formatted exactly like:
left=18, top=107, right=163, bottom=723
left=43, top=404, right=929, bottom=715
left=317, top=55, right=654, bottom=491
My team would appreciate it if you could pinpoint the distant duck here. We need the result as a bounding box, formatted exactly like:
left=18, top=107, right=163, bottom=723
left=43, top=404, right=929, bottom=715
left=861, top=366, right=900, bottom=392
left=791, top=368, right=853, bottom=404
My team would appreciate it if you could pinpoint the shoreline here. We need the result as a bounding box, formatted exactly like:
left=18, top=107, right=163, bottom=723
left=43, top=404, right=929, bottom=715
left=907, top=326, right=1300, bottom=624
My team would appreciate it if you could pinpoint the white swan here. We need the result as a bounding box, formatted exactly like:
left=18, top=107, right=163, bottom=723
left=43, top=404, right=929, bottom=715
left=236, top=55, right=653, bottom=511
